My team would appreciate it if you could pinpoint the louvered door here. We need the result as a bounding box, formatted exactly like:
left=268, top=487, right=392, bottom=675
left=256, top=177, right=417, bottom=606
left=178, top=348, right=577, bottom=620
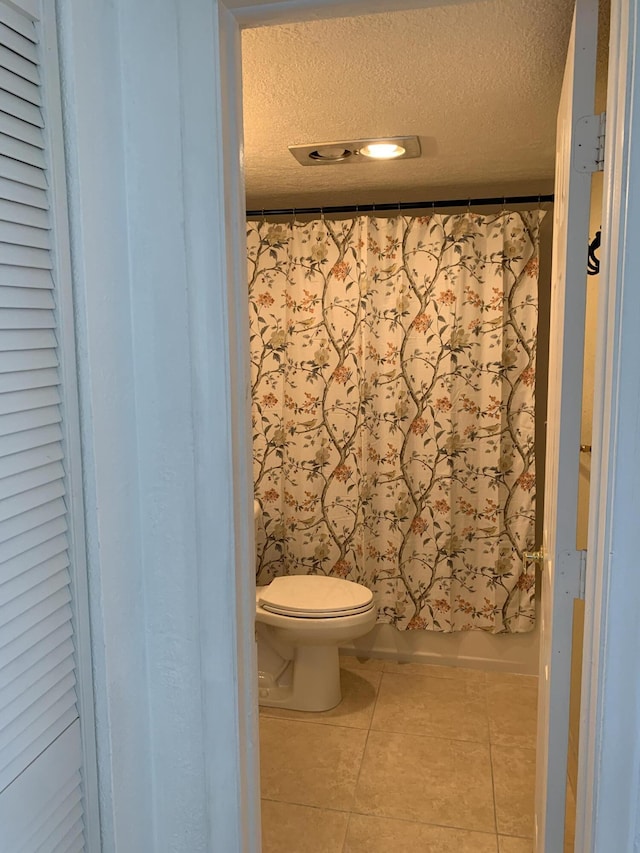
left=0, top=1, right=94, bottom=850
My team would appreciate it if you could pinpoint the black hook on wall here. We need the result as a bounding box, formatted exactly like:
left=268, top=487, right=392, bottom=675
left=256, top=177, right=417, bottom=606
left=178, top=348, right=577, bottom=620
left=588, top=229, right=601, bottom=276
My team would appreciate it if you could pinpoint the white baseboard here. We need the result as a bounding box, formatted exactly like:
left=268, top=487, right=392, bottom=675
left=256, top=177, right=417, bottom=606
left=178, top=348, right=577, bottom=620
left=340, top=621, right=540, bottom=675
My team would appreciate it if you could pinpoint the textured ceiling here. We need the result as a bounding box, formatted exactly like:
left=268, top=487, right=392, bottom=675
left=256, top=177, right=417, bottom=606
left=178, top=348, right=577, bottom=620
left=241, top=0, right=577, bottom=208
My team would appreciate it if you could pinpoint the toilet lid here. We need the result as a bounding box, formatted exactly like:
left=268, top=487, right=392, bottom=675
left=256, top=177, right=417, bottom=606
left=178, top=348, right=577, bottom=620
left=258, top=575, right=374, bottom=618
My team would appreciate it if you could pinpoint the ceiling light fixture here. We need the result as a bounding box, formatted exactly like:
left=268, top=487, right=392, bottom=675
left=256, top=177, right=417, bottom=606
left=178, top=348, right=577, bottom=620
left=289, top=136, right=421, bottom=166
left=359, top=142, right=406, bottom=160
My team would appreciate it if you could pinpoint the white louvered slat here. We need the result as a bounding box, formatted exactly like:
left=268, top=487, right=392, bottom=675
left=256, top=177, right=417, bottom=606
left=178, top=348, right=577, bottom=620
left=0, top=43, right=38, bottom=85
left=0, top=652, right=74, bottom=733
left=0, top=307, right=54, bottom=329
left=0, top=22, right=38, bottom=64
left=0, top=111, right=44, bottom=148
left=0, top=241, right=50, bottom=268
left=0, top=330, right=55, bottom=353
left=0, top=349, right=57, bottom=372
left=0, top=367, right=59, bottom=393
left=0, top=177, right=47, bottom=209
left=0, top=199, right=49, bottom=229
left=0, top=290, right=53, bottom=312
left=0, top=153, right=46, bottom=189
left=0, top=220, right=50, bottom=248
left=0, top=480, right=64, bottom=527
left=0, top=405, right=60, bottom=437
left=0, top=460, right=64, bottom=501
left=42, top=804, right=84, bottom=853
left=0, top=495, right=65, bottom=544
left=0, top=515, right=67, bottom=564
left=0, top=131, right=46, bottom=168
left=0, top=553, right=69, bottom=612
left=0, top=5, right=37, bottom=43
left=0, top=423, right=62, bottom=459
left=0, top=442, right=63, bottom=479
left=0, top=66, right=40, bottom=107
left=0, top=699, right=78, bottom=793
left=17, top=770, right=80, bottom=852
left=0, top=265, right=52, bottom=288
left=0, top=4, right=88, bottom=849
left=0, top=723, right=81, bottom=852
left=0, top=386, right=60, bottom=415
left=0, top=565, right=69, bottom=626
left=0, top=88, right=43, bottom=127
left=0, top=531, right=67, bottom=586
left=0, top=600, right=71, bottom=670
left=0, top=630, right=72, bottom=713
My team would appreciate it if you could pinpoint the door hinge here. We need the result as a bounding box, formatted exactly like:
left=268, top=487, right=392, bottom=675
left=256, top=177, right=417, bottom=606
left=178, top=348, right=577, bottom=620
left=578, top=550, right=587, bottom=600
left=574, top=111, right=606, bottom=173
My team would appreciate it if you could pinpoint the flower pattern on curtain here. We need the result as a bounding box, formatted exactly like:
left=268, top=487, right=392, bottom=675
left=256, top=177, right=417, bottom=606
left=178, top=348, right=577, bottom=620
left=249, top=212, right=543, bottom=632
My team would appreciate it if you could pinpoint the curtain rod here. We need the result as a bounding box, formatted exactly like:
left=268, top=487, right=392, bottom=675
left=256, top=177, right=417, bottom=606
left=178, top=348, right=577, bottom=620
left=246, top=194, right=554, bottom=218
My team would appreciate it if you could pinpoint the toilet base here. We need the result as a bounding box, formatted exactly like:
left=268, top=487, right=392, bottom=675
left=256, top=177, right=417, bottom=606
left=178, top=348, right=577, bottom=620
left=257, top=644, right=341, bottom=712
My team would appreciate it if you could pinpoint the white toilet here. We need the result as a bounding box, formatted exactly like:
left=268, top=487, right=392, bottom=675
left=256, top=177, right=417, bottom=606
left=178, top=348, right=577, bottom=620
left=254, top=501, right=376, bottom=712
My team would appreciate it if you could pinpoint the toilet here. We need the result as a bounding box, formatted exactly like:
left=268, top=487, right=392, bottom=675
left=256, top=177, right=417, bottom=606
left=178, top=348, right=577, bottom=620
left=254, top=501, right=376, bottom=712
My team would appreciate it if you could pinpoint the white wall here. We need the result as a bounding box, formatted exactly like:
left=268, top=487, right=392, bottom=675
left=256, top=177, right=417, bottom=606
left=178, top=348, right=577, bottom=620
left=56, top=0, right=259, bottom=849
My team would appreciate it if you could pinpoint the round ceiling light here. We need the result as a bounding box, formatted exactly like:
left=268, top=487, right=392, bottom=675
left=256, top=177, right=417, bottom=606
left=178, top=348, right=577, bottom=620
left=309, top=146, right=352, bottom=162
left=359, top=142, right=406, bottom=160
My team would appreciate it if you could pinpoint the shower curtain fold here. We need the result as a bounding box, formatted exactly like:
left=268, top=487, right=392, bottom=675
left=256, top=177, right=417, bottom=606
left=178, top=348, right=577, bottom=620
left=248, top=212, right=543, bottom=633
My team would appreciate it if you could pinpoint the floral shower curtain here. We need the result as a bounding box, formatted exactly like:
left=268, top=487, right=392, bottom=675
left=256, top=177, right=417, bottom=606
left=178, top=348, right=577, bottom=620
left=248, top=211, right=543, bottom=633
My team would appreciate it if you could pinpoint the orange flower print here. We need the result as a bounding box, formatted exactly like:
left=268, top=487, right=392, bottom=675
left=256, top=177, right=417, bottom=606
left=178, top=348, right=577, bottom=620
left=331, top=260, right=351, bottom=281
left=263, top=489, right=279, bottom=503
left=433, top=599, right=451, bottom=612
left=333, top=464, right=352, bottom=483
left=434, top=499, right=450, bottom=514
left=257, top=292, right=274, bottom=307
left=413, top=313, right=432, bottom=332
left=518, top=472, right=536, bottom=492
left=439, top=289, right=456, bottom=305
left=261, top=393, right=278, bottom=408
left=407, top=615, right=428, bottom=630
left=410, top=418, right=428, bottom=436
left=332, top=365, right=350, bottom=384
left=517, top=572, right=535, bottom=591
left=410, top=516, right=427, bottom=534
left=435, top=397, right=452, bottom=412
left=520, top=366, right=535, bottom=387
left=524, top=256, right=539, bottom=277
left=332, top=559, right=350, bottom=578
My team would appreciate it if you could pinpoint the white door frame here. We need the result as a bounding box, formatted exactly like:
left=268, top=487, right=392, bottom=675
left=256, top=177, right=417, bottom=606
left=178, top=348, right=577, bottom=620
left=57, top=0, right=640, bottom=849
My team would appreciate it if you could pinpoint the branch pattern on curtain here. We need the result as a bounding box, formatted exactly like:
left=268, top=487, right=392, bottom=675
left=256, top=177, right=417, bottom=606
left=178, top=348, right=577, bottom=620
left=249, top=212, right=543, bottom=632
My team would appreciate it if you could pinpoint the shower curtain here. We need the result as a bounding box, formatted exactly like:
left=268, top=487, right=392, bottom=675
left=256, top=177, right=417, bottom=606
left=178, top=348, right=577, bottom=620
left=248, top=211, right=543, bottom=633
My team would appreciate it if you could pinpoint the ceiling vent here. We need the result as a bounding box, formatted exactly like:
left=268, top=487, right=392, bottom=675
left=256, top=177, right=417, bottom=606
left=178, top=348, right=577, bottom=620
left=289, top=136, right=421, bottom=166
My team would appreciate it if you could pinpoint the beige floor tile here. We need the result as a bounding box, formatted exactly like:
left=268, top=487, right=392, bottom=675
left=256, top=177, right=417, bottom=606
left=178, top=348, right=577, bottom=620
left=498, top=837, right=533, bottom=853
left=260, top=717, right=367, bottom=811
left=491, top=745, right=536, bottom=838
left=344, top=813, right=498, bottom=852
left=260, top=800, right=349, bottom=853
left=371, top=672, right=489, bottom=743
left=487, top=674, right=538, bottom=748
left=339, top=654, right=385, bottom=672
left=354, top=729, right=495, bottom=833
left=260, top=666, right=381, bottom=729
left=485, top=672, right=538, bottom=688
left=383, top=660, right=487, bottom=682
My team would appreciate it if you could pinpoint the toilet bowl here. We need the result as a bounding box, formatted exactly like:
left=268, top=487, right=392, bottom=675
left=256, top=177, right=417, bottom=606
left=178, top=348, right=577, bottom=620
left=254, top=503, right=376, bottom=712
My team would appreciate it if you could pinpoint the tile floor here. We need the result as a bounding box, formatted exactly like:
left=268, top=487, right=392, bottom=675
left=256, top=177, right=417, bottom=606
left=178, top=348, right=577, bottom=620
left=259, top=656, right=547, bottom=853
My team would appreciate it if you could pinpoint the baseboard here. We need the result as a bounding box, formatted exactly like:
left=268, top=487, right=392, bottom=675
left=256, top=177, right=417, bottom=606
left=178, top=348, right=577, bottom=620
left=339, top=621, right=540, bottom=675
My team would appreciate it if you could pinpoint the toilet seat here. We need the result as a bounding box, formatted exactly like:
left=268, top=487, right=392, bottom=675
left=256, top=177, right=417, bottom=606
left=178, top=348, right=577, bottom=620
left=258, top=575, right=374, bottom=619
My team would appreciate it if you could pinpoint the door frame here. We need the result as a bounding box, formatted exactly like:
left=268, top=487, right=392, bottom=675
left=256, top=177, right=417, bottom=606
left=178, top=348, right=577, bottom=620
left=57, top=0, right=640, bottom=848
